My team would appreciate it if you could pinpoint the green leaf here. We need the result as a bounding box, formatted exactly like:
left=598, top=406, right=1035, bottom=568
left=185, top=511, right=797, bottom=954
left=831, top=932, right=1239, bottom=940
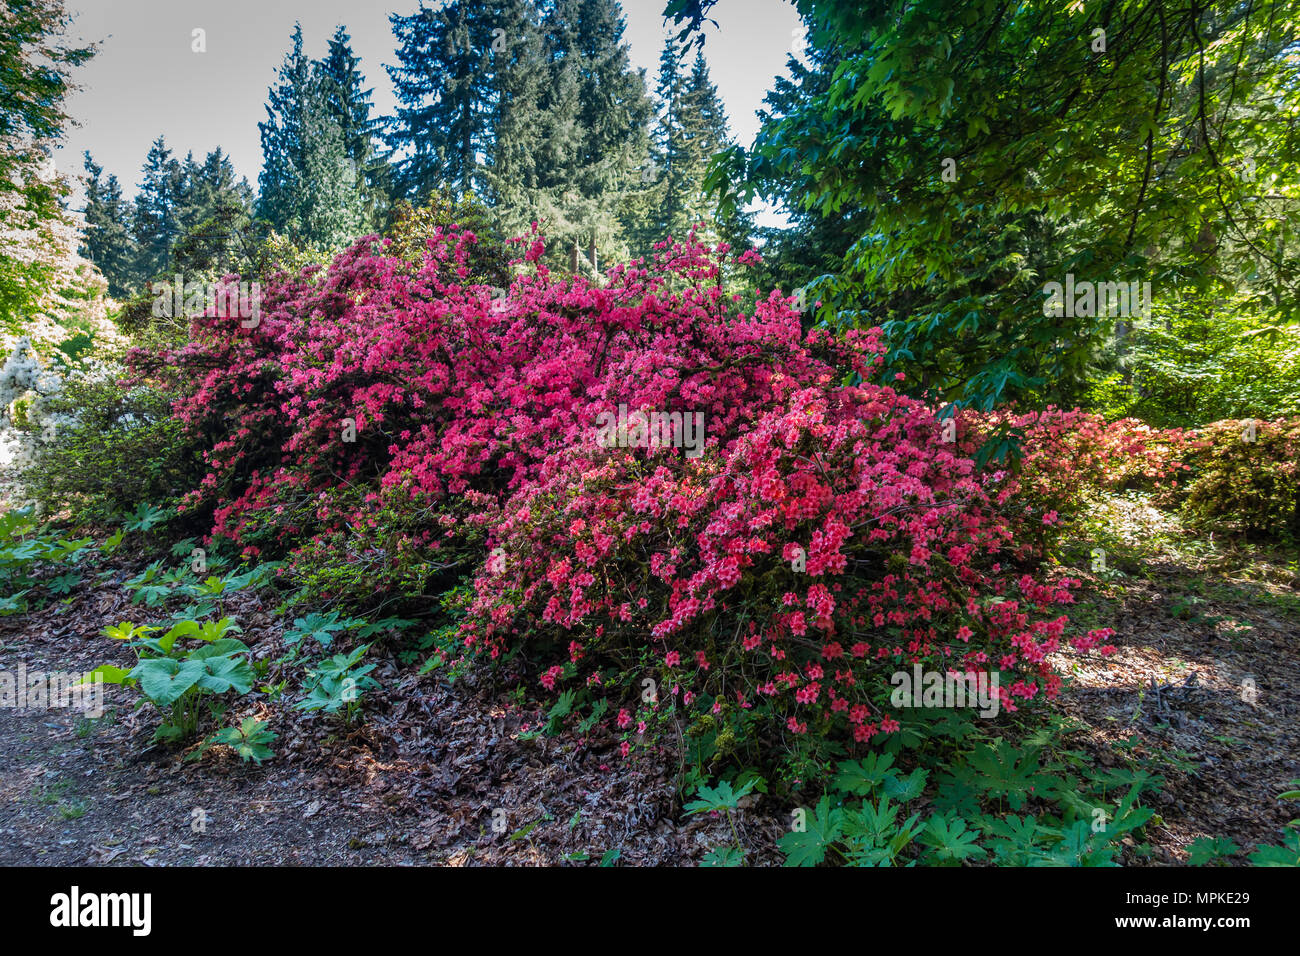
left=1186, top=836, right=1240, bottom=865
left=701, top=846, right=746, bottom=867
left=778, top=796, right=843, bottom=867
left=132, top=658, right=205, bottom=707
left=919, top=814, right=986, bottom=865
left=1249, top=830, right=1300, bottom=866
left=195, top=654, right=254, bottom=695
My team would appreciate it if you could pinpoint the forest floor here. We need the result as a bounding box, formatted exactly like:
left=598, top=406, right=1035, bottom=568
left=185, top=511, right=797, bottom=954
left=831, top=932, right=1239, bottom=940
left=1, top=493, right=1296, bottom=866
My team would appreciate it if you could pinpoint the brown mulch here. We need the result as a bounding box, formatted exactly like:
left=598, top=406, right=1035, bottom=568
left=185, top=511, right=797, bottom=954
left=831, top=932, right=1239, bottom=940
left=1048, top=503, right=1300, bottom=864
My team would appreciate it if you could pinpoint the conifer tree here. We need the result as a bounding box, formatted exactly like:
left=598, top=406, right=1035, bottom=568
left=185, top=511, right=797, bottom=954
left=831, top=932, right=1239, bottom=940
left=172, top=149, right=256, bottom=278
left=257, top=24, right=311, bottom=233
left=318, top=25, right=387, bottom=217
left=81, top=152, right=135, bottom=297
left=386, top=2, right=499, bottom=202
left=130, top=136, right=185, bottom=282
left=258, top=24, right=373, bottom=251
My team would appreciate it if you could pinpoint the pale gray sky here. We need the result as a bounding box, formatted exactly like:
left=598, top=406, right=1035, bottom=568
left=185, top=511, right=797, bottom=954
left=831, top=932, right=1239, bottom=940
left=57, top=0, right=803, bottom=226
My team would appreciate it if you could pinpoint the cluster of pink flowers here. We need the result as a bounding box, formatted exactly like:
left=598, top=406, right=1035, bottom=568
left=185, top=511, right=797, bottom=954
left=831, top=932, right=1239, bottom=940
left=131, top=225, right=1130, bottom=753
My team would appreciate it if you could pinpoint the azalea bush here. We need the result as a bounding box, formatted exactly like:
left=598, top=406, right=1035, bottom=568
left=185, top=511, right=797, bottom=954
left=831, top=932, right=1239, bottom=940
left=121, top=223, right=1136, bottom=779
left=127, top=225, right=870, bottom=570
left=951, top=407, right=1189, bottom=553
left=462, top=378, right=1120, bottom=780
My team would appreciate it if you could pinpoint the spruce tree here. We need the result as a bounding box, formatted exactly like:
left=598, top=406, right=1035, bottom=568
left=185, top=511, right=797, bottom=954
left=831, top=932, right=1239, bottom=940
left=633, top=41, right=743, bottom=254
left=256, top=24, right=311, bottom=233
left=387, top=2, right=499, bottom=202
left=258, top=24, right=373, bottom=251
left=172, top=149, right=256, bottom=278
left=319, top=25, right=386, bottom=217
left=81, top=152, right=135, bottom=296
left=528, top=0, right=651, bottom=270
left=130, top=136, right=185, bottom=283
left=482, top=0, right=549, bottom=210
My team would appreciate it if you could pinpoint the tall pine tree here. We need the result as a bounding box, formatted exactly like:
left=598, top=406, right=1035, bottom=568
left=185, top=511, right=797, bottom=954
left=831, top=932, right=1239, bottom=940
left=257, top=24, right=311, bottom=233
left=130, top=136, right=185, bottom=283
left=527, top=0, right=652, bottom=269
left=172, top=148, right=256, bottom=278
left=630, top=40, right=743, bottom=255
left=318, top=25, right=387, bottom=217
left=386, top=2, right=503, bottom=202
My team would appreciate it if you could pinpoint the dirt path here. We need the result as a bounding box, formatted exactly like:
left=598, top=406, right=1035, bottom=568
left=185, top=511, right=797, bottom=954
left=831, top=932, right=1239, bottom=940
left=1051, top=495, right=1300, bottom=863
left=0, top=579, right=730, bottom=866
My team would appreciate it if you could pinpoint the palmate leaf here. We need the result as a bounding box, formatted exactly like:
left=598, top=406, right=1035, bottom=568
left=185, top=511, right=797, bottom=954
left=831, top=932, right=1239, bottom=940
left=1186, top=836, right=1240, bottom=865
left=840, top=795, right=911, bottom=851
left=833, top=753, right=897, bottom=797
left=778, top=796, right=844, bottom=867
left=188, top=718, right=277, bottom=765
left=918, top=813, right=986, bottom=865
left=355, top=616, right=417, bottom=638
left=683, top=777, right=757, bottom=815
left=198, top=617, right=242, bottom=642
left=964, top=740, right=1058, bottom=810
left=194, top=654, right=254, bottom=695
left=48, top=572, right=81, bottom=595
left=189, top=638, right=250, bottom=660
left=85, top=663, right=132, bottom=685
left=125, top=502, right=168, bottom=532
left=930, top=772, right=982, bottom=816
left=985, top=814, right=1046, bottom=865
left=285, top=610, right=355, bottom=648
left=882, top=767, right=928, bottom=802
left=1038, top=820, right=1120, bottom=867
left=1248, top=830, right=1300, bottom=867
left=701, top=846, right=746, bottom=867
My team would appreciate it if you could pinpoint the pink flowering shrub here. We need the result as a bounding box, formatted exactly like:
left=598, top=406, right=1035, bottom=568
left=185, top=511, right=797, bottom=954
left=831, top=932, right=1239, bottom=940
left=463, top=380, right=1117, bottom=769
left=950, top=408, right=1190, bottom=552
left=128, top=223, right=1125, bottom=772
left=129, top=227, right=875, bottom=593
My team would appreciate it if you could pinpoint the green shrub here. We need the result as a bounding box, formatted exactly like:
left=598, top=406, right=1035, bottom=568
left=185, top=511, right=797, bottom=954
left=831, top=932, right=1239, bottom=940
left=1179, top=417, right=1300, bottom=539
left=20, top=370, right=202, bottom=529
left=0, top=507, right=96, bottom=615
left=1085, top=294, right=1300, bottom=429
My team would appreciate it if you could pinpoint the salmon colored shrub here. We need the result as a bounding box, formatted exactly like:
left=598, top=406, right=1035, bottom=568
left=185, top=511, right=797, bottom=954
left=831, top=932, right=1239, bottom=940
left=462, top=381, right=1117, bottom=769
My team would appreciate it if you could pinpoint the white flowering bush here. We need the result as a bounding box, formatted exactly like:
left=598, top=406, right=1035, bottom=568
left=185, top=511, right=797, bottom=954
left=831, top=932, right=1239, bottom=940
left=0, top=337, right=67, bottom=485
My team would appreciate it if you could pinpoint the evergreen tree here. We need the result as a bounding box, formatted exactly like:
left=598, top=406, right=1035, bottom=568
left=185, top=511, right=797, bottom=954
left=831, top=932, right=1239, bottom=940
left=81, top=152, right=135, bottom=297
left=631, top=38, right=740, bottom=253
left=130, top=136, right=185, bottom=282
left=171, top=149, right=256, bottom=278
left=258, top=24, right=373, bottom=251
left=482, top=0, right=549, bottom=209
left=529, top=0, right=652, bottom=269
left=386, top=2, right=500, bottom=202
left=648, top=34, right=689, bottom=242
left=256, top=24, right=311, bottom=233
left=318, top=25, right=387, bottom=217
left=290, top=115, right=370, bottom=251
